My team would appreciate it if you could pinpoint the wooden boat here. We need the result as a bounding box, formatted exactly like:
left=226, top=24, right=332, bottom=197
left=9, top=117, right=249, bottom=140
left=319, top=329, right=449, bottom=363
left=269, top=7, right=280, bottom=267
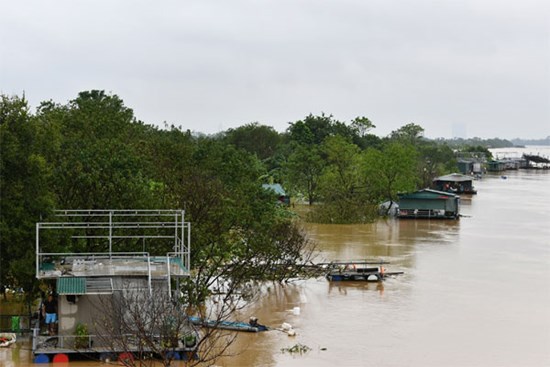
left=323, top=261, right=403, bottom=282
left=188, top=316, right=268, bottom=332
left=0, top=333, right=16, bottom=347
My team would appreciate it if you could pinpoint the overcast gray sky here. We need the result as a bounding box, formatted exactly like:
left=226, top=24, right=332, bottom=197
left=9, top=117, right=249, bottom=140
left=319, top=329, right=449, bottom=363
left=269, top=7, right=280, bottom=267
left=1, top=0, right=549, bottom=139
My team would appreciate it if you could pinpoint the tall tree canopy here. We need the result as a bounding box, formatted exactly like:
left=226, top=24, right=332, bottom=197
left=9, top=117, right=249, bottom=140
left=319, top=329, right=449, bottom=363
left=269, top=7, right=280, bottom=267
left=0, top=95, right=55, bottom=293
left=1, top=90, right=472, bottom=293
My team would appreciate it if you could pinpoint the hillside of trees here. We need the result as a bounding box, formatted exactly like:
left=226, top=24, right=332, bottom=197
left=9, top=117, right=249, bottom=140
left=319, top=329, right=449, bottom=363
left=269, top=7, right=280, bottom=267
left=1, top=91, right=462, bottom=293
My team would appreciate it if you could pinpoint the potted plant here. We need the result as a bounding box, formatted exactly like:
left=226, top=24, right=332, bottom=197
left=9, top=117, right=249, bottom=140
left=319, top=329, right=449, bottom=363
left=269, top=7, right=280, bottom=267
left=183, top=333, right=196, bottom=348
left=75, top=322, right=89, bottom=349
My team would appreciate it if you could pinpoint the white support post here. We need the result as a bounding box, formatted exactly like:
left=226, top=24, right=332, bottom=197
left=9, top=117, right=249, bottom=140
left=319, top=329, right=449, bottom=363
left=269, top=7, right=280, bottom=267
left=187, top=222, right=191, bottom=273
left=36, top=223, right=40, bottom=278
left=167, top=254, right=171, bottom=299
left=147, top=256, right=152, bottom=296
left=180, top=210, right=185, bottom=256
left=174, top=212, right=178, bottom=253
left=109, top=211, right=113, bottom=259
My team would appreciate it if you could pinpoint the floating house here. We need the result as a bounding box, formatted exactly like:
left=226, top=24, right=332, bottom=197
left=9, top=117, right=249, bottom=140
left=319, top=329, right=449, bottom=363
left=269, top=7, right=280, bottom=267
left=262, top=183, right=290, bottom=205
left=457, top=160, right=483, bottom=175
left=33, top=210, right=196, bottom=363
left=432, top=173, right=477, bottom=194
left=398, top=189, right=460, bottom=219
left=487, top=160, right=507, bottom=172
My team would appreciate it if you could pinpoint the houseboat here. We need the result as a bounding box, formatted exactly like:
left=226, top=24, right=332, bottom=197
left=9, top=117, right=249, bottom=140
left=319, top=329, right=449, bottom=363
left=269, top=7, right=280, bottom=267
left=457, top=159, right=484, bottom=176
left=398, top=189, right=460, bottom=219
left=432, top=173, right=477, bottom=194
left=33, top=209, right=197, bottom=363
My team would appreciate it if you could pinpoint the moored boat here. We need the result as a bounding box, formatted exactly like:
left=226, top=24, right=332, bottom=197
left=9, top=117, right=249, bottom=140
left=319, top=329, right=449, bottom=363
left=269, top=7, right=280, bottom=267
left=324, top=261, right=403, bottom=282
left=188, top=316, right=268, bottom=332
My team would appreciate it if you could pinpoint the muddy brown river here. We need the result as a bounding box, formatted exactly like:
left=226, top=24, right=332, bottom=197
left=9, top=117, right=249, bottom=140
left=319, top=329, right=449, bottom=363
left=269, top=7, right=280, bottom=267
left=2, top=147, right=549, bottom=366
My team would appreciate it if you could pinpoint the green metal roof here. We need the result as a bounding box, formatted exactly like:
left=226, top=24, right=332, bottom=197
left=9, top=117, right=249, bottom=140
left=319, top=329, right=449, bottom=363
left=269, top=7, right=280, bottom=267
left=57, top=277, right=86, bottom=295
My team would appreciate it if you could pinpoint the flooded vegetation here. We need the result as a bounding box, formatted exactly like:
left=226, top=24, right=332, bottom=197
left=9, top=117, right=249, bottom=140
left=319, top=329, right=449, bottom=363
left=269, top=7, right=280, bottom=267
left=3, top=150, right=549, bottom=366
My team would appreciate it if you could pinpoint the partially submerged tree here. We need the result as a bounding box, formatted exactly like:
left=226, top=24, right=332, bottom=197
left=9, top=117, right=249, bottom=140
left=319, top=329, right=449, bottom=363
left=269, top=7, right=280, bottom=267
left=90, top=217, right=315, bottom=367
left=311, top=136, right=374, bottom=223
left=283, top=144, right=325, bottom=205
left=363, top=142, right=419, bottom=214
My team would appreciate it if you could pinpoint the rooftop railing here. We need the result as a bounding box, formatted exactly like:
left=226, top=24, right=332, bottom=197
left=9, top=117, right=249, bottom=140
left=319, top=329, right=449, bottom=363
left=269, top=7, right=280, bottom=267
left=36, top=210, right=191, bottom=281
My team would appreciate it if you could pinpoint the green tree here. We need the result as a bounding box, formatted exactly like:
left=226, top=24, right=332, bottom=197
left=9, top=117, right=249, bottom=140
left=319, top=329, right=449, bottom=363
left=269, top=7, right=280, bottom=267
left=459, top=145, right=493, bottom=160
left=36, top=91, right=155, bottom=211
left=363, top=142, right=418, bottom=212
left=389, top=123, right=425, bottom=145
left=287, top=113, right=355, bottom=146
left=311, top=136, right=375, bottom=223
left=0, top=95, right=55, bottom=293
left=223, top=123, right=282, bottom=161
left=350, top=116, right=375, bottom=138
left=417, top=143, right=457, bottom=187
left=283, top=144, right=325, bottom=205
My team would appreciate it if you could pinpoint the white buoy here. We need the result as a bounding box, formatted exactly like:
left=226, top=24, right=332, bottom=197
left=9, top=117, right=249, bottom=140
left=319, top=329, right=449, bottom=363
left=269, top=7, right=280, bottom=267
left=292, top=306, right=301, bottom=315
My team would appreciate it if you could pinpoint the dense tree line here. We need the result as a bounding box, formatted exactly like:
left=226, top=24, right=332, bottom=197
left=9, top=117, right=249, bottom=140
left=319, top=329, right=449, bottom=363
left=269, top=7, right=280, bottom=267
left=438, top=137, right=515, bottom=149
left=1, top=91, right=460, bottom=292
left=511, top=137, right=550, bottom=146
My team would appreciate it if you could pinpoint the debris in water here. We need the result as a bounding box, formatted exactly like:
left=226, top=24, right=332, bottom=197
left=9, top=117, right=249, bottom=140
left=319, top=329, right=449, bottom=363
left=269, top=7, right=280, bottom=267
left=281, top=322, right=292, bottom=331
left=281, top=343, right=311, bottom=355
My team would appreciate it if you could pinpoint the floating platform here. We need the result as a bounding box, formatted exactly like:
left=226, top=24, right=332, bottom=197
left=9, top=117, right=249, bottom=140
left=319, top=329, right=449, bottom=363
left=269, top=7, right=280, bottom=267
left=322, top=261, right=404, bottom=282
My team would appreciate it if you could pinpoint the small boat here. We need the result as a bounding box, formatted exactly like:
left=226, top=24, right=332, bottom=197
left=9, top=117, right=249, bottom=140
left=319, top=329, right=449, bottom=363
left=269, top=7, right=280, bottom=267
left=188, top=316, right=268, bottom=332
left=324, top=261, right=403, bottom=282
left=0, top=333, right=16, bottom=347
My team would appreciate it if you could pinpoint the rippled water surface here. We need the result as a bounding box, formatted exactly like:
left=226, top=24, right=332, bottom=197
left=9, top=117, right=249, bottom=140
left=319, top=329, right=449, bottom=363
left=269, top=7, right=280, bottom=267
left=3, top=148, right=550, bottom=367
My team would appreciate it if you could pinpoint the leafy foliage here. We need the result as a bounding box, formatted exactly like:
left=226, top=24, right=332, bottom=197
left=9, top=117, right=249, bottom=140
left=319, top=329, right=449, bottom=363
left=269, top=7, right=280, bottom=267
left=1, top=90, right=471, bottom=291
left=0, top=95, right=55, bottom=294
left=223, top=122, right=282, bottom=161
left=311, top=136, right=373, bottom=223
left=282, top=143, right=325, bottom=205
left=363, top=142, right=419, bottom=212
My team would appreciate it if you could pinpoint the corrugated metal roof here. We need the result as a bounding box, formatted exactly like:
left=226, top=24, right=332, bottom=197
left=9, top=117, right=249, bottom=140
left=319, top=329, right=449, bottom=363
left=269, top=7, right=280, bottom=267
left=262, top=183, right=286, bottom=196
left=398, top=189, right=458, bottom=200
left=57, top=277, right=86, bottom=295
left=433, top=173, right=473, bottom=182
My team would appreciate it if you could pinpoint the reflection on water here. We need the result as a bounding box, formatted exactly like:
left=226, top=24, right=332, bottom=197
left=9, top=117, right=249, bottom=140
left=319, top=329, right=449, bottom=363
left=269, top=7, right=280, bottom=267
left=327, top=280, right=385, bottom=296
left=5, top=151, right=550, bottom=367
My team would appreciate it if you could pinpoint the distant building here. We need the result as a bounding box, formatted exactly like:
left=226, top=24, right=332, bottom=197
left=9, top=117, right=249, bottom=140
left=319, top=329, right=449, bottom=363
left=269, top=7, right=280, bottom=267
left=398, top=189, right=460, bottom=219
left=457, top=160, right=483, bottom=175
left=486, top=160, right=507, bottom=172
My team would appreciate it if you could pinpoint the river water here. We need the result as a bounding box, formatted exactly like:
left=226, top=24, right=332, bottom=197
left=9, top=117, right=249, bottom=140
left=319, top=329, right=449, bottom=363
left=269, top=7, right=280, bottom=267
left=2, top=147, right=549, bottom=367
